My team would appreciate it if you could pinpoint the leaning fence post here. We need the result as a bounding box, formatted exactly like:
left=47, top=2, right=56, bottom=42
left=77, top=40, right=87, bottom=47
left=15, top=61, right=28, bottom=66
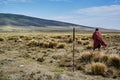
left=73, top=27, right=75, bottom=72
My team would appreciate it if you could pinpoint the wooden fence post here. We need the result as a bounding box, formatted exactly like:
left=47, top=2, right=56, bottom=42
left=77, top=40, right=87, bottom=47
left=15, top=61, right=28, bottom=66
left=73, top=27, right=75, bottom=72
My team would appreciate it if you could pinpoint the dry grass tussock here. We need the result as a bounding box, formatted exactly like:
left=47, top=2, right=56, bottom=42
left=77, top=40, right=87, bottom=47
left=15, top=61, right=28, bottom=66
left=27, top=39, right=66, bottom=49
left=91, top=62, right=107, bottom=75
left=77, top=40, right=82, bottom=44
left=59, top=57, right=73, bottom=67
left=86, top=44, right=93, bottom=49
left=79, top=52, right=108, bottom=62
left=7, top=36, right=19, bottom=41
left=81, top=37, right=90, bottom=40
left=92, top=52, right=109, bottom=63
left=0, top=37, right=4, bottom=41
left=83, top=41, right=90, bottom=45
left=108, top=54, right=120, bottom=68
left=57, top=43, right=66, bottom=48
left=27, top=39, right=39, bottom=47
left=79, top=51, right=93, bottom=62
left=51, top=35, right=64, bottom=39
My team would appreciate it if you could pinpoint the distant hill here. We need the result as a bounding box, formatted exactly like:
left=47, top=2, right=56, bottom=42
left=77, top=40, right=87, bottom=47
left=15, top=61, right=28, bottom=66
left=0, top=13, right=119, bottom=32
left=0, top=13, right=79, bottom=27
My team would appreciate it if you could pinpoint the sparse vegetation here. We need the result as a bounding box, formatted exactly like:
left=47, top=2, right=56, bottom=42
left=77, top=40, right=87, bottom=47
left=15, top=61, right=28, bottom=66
left=49, top=41, right=58, bottom=48
left=91, top=62, right=107, bottom=75
left=0, top=32, right=119, bottom=80
left=86, top=45, right=93, bottom=49
left=77, top=40, right=82, bottom=44
left=37, top=57, right=45, bottom=62
left=83, top=41, right=90, bottom=45
left=0, top=37, right=4, bottom=41
left=80, top=51, right=92, bottom=62
left=81, top=37, right=89, bottom=40
left=108, top=54, right=120, bottom=68
left=27, top=39, right=39, bottom=47
left=57, top=43, right=66, bottom=48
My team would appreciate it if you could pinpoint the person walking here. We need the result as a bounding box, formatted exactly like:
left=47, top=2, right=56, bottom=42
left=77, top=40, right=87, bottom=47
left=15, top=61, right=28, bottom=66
left=92, top=28, right=107, bottom=50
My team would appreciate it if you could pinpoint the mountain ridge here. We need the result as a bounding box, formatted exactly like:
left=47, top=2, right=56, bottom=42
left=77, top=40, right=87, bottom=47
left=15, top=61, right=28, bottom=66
left=0, top=13, right=80, bottom=27
left=0, top=13, right=119, bottom=32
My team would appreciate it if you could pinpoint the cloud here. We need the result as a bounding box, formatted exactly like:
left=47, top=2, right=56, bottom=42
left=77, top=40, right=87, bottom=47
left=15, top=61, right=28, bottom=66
left=0, top=0, right=71, bottom=4
left=0, top=0, right=30, bottom=4
left=51, top=5, right=120, bottom=29
left=75, top=5, right=120, bottom=16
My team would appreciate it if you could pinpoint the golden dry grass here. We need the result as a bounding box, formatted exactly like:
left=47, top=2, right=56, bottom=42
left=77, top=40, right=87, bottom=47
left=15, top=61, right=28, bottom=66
left=80, top=51, right=92, bottom=62
left=108, top=54, right=120, bottom=68
left=92, top=52, right=109, bottom=63
left=91, top=62, right=107, bottom=75
left=0, top=32, right=119, bottom=80
left=57, top=43, right=66, bottom=48
left=0, top=37, right=4, bottom=41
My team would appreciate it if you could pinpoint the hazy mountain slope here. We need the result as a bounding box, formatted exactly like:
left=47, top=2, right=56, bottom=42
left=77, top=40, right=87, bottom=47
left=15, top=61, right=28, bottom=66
left=0, top=13, right=79, bottom=27
left=0, top=13, right=119, bottom=32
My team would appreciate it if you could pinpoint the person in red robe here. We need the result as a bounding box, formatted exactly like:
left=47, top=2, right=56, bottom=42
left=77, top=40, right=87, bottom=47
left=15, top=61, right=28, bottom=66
left=92, top=28, right=107, bottom=50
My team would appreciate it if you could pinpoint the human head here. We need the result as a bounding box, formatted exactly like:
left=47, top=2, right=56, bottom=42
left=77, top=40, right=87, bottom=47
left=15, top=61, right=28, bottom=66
left=95, top=28, right=99, bottom=31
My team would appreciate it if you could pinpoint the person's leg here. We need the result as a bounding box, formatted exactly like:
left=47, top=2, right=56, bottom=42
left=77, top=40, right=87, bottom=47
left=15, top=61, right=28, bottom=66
left=98, top=44, right=101, bottom=51
left=93, top=47, right=96, bottom=51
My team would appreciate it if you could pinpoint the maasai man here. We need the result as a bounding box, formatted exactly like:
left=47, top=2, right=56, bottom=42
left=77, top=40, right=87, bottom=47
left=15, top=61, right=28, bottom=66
left=92, top=28, right=107, bottom=50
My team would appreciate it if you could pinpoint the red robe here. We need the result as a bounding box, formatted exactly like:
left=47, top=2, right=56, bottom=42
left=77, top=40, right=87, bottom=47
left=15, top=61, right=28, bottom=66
left=92, top=31, right=107, bottom=49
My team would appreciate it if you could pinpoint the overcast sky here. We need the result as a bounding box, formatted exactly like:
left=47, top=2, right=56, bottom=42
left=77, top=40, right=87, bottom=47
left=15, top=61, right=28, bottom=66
left=0, top=0, right=120, bottom=30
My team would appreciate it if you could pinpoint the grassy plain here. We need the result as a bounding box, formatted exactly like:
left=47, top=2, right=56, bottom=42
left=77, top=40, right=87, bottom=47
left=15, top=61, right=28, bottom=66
left=0, top=32, right=120, bottom=80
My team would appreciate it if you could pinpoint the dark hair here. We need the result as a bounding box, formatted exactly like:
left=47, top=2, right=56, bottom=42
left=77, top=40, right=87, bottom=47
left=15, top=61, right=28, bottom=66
left=95, top=28, right=99, bottom=31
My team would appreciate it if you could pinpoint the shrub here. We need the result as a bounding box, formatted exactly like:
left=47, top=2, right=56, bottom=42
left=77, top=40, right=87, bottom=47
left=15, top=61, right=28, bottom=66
left=57, top=43, right=66, bottom=48
left=49, top=41, right=58, bottom=48
left=37, top=57, right=45, bottom=62
left=19, top=35, right=25, bottom=38
left=83, top=41, right=90, bottom=45
left=59, top=56, right=73, bottom=67
left=81, top=37, right=89, bottom=40
left=0, top=37, right=4, bottom=41
left=101, top=55, right=109, bottom=63
left=24, top=36, right=32, bottom=40
left=75, top=37, right=79, bottom=41
left=52, top=35, right=63, bottom=39
left=86, top=45, right=93, bottom=49
left=7, top=36, right=18, bottom=41
left=59, top=61, right=73, bottom=67
left=40, top=41, right=58, bottom=48
left=66, top=35, right=71, bottom=38
left=108, top=54, right=120, bottom=68
left=52, top=55, right=62, bottom=60
left=92, top=53, right=101, bottom=62
left=27, top=39, right=39, bottom=47
left=15, top=38, right=23, bottom=42
left=39, top=41, right=44, bottom=47
left=42, top=42, right=49, bottom=48
left=68, top=38, right=73, bottom=43
left=80, top=52, right=92, bottom=62
left=92, top=52, right=109, bottom=63
left=21, top=53, right=31, bottom=58
left=76, top=64, right=84, bottom=70
left=91, top=62, right=107, bottom=75
left=77, top=40, right=82, bottom=44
